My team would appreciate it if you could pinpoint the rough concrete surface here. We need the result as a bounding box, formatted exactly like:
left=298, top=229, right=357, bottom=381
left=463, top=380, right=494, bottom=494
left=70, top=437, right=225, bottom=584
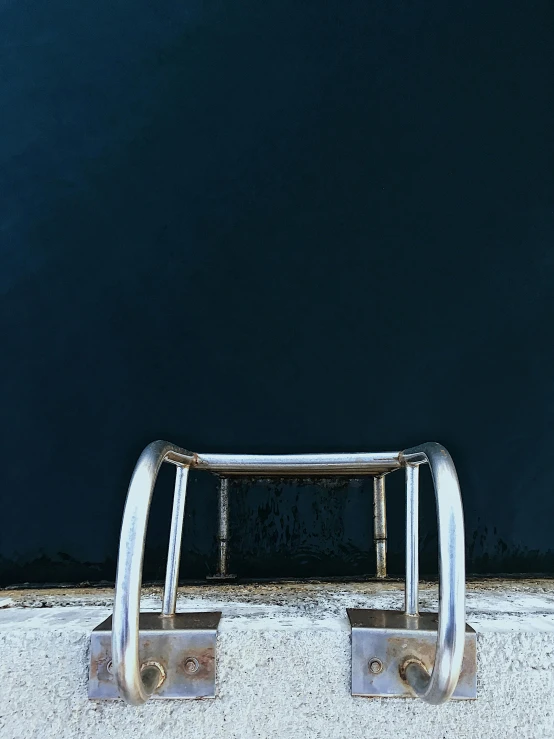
left=1, top=580, right=553, bottom=739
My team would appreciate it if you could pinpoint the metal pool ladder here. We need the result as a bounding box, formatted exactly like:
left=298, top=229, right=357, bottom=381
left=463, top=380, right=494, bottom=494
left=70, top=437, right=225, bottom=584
left=88, top=441, right=477, bottom=706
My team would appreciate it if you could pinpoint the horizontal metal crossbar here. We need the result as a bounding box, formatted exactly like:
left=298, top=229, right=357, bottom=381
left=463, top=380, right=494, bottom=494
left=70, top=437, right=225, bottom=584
left=166, top=451, right=402, bottom=475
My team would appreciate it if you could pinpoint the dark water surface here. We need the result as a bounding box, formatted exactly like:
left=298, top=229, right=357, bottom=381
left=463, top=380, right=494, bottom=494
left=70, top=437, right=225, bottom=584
left=1, top=0, right=554, bottom=584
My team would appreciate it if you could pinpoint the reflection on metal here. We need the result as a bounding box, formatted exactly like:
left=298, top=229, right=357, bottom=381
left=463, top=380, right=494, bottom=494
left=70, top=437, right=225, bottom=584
left=373, top=475, right=387, bottom=578
left=162, top=466, right=189, bottom=616
left=193, top=452, right=402, bottom=475
left=89, top=612, right=221, bottom=700
left=89, top=439, right=475, bottom=707
left=405, top=464, right=419, bottom=616
left=207, top=478, right=237, bottom=581
left=348, top=443, right=476, bottom=704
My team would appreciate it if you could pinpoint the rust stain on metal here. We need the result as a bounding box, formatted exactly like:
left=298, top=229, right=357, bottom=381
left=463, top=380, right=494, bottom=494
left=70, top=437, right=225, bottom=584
left=386, top=634, right=436, bottom=679
left=387, top=633, right=476, bottom=689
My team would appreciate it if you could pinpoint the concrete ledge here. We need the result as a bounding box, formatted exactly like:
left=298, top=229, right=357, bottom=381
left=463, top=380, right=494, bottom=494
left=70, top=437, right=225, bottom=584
left=1, top=580, right=553, bottom=738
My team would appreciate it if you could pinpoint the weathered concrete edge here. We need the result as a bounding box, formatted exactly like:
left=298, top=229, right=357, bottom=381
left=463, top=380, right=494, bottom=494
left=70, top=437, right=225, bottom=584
left=1, top=582, right=554, bottom=739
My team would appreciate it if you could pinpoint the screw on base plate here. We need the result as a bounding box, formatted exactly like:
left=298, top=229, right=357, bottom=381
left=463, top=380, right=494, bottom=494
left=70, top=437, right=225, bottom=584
left=183, top=657, right=200, bottom=675
left=368, top=658, right=384, bottom=674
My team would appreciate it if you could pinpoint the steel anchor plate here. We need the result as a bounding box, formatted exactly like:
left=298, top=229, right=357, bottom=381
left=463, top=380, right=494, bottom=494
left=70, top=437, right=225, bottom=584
left=89, top=612, right=222, bottom=700
left=347, top=609, right=477, bottom=700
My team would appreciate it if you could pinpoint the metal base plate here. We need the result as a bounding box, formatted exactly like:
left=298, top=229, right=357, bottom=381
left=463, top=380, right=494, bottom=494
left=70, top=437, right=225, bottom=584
left=89, top=612, right=222, bottom=700
left=206, top=573, right=237, bottom=581
left=347, top=609, right=477, bottom=700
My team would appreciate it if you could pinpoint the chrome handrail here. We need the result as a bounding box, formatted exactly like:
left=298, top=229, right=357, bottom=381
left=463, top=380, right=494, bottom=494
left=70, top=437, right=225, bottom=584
left=112, top=441, right=194, bottom=706
left=399, top=442, right=466, bottom=705
left=194, top=451, right=402, bottom=475
left=111, top=440, right=466, bottom=706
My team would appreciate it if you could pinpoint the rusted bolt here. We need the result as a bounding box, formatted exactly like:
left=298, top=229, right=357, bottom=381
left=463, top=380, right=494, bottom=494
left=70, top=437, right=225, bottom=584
left=184, top=657, right=200, bottom=675
left=368, top=658, right=384, bottom=674
left=399, top=657, right=429, bottom=682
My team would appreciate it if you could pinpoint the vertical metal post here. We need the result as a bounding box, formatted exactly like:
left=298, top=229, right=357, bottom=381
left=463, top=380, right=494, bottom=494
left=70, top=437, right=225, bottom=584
left=373, top=475, right=387, bottom=578
left=405, top=463, right=419, bottom=615
left=207, top=476, right=236, bottom=580
left=162, top=465, right=189, bottom=616
left=217, top=477, right=230, bottom=576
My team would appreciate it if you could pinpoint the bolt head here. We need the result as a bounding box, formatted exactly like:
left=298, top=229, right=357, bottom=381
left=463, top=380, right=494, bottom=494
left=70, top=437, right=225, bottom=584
left=184, top=657, right=200, bottom=675
left=368, top=658, right=384, bottom=674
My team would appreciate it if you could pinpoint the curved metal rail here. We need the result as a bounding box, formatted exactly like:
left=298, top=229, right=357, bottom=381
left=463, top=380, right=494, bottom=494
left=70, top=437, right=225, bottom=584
left=399, top=442, right=466, bottom=704
left=111, top=441, right=194, bottom=705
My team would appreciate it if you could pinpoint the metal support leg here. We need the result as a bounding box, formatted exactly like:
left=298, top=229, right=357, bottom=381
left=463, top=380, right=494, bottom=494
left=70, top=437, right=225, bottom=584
left=162, top=465, right=189, bottom=616
left=405, top=464, right=419, bottom=616
left=373, top=475, right=387, bottom=578
left=207, top=477, right=236, bottom=580
left=218, top=477, right=230, bottom=576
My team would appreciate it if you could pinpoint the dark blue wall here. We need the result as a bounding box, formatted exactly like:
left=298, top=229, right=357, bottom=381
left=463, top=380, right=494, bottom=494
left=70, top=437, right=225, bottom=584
left=2, top=0, right=554, bottom=584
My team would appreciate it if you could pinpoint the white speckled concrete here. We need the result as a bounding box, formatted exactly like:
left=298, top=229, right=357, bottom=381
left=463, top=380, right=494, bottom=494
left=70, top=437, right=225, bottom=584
left=1, top=581, right=553, bottom=738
